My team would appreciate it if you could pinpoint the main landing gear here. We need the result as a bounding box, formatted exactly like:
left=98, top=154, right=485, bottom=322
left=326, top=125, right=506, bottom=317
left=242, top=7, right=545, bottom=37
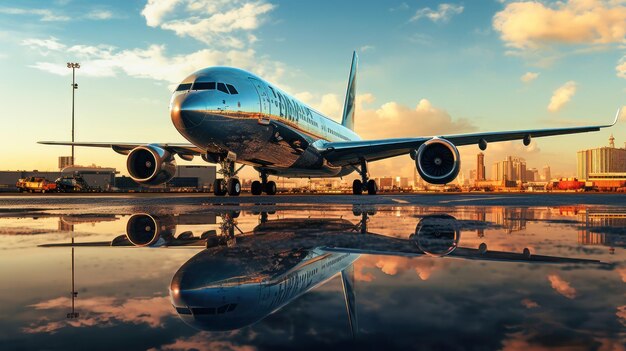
left=213, top=159, right=244, bottom=196
left=352, top=159, right=378, bottom=195
left=250, top=171, right=277, bottom=195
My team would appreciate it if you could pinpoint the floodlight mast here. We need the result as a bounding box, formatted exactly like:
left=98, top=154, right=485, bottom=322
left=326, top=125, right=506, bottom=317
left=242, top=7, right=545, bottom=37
left=66, top=62, right=80, bottom=166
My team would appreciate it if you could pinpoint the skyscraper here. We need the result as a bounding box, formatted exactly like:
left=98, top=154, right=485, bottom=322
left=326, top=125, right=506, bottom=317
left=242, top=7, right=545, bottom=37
left=476, top=153, right=485, bottom=181
left=492, top=156, right=526, bottom=181
left=542, top=165, right=551, bottom=181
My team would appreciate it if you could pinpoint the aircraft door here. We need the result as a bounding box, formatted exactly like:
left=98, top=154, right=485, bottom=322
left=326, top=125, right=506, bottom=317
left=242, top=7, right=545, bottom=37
left=248, top=78, right=272, bottom=117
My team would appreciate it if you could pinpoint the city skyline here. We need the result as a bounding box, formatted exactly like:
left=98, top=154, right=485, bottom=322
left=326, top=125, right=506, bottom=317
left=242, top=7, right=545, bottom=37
left=1, top=0, right=626, bottom=180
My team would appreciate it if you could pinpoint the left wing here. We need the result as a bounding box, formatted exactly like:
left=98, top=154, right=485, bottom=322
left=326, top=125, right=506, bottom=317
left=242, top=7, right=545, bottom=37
left=318, top=108, right=620, bottom=165
left=37, top=141, right=204, bottom=156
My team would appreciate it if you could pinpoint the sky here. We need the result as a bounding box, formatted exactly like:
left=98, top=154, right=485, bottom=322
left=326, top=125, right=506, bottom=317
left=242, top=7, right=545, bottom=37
left=1, top=0, right=626, bottom=180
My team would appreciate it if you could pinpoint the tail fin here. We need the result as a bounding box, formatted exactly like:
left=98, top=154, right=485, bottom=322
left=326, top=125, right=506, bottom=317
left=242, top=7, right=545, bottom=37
left=341, top=264, right=358, bottom=339
left=341, top=51, right=358, bottom=131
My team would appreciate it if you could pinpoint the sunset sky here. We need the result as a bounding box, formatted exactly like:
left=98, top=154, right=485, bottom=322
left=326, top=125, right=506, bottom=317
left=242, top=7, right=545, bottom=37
left=1, top=0, right=626, bottom=179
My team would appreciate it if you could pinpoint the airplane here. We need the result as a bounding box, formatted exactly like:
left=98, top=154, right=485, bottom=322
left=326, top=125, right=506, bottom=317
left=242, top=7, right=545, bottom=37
left=40, top=210, right=603, bottom=333
left=39, top=52, right=619, bottom=196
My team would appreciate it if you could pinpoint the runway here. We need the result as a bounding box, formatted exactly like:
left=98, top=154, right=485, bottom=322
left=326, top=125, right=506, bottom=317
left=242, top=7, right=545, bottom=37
left=1, top=192, right=625, bottom=211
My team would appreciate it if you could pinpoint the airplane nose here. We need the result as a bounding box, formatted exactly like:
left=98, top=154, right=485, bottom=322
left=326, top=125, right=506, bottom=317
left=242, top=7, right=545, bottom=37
left=171, top=93, right=207, bottom=130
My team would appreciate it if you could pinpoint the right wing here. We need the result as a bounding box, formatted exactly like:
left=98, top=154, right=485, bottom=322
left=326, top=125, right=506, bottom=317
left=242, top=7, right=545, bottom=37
left=37, top=141, right=204, bottom=156
left=317, top=108, right=620, bottom=166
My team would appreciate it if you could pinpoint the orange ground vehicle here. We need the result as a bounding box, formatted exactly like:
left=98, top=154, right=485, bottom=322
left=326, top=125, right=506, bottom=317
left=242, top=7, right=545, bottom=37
left=16, top=177, right=57, bottom=193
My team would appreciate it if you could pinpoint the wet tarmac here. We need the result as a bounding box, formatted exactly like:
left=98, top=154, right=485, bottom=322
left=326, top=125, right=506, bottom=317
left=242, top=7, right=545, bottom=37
left=0, top=194, right=624, bottom=350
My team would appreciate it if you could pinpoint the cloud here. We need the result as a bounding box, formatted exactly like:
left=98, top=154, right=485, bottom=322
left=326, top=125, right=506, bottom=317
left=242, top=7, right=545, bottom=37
left=520, top=298, right=539, bottom=309
left=520, top=72, right=539, bottom=83
left=547, top=274, right=577, bottom=299
left=617, top=56, right=626, bottom=79
left=356, top=98, right=475, bottom=140
left=0, top=7, right=70, bottom=21
left=618, top=305, right=626, bottom=327
left=141, top=0, right=275, bottom=47
left=501, top=331, right=591, bottom=351
left=153, top=332, right=256, bottom=351
left=548, top=81, right=577, bottom=112
left=411, top=3, right=464, bottom=23
left=142, top=0, right=183, bottom=26
left=389, top=2, right=410, bottom=12
left=617, top=267, right=626, bottom=282
left=21, top=37, right=285, bottom=86
left=24, top=295, right=174, bottom=334
left=355, top=255, right=447, bottom=282
left=493, top=0, right=626, bottom=50
left=0, top=6, right=118, bottom=21
left=359, top=45, right=375, bottom=52
left=22, top=37, right=66, bottom=51
left=85, top=9, right=114, bottom=20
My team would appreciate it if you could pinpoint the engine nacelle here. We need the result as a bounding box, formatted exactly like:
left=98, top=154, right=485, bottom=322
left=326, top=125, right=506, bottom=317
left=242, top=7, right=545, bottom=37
left=411, top=214, right=460, bottom=257
left=415, top=138, right=461, bottom=184
left=127, top=145, right=176, bottom=186
left=126, top=214, right=176, bottom=247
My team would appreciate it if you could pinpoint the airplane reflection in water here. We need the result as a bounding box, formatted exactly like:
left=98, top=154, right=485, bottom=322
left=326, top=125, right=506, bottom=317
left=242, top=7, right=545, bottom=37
left=40, top=209, right=604, bottom=333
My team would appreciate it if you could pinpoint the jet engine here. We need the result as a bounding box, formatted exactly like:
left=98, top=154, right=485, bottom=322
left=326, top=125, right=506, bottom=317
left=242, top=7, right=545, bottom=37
left=410, top=214, right=460, bottom=257
left=127, top=145, right=176, bottom=186
left=125, top=214, right=176, bottom=247
left=414, top=138, right=460, bottom=184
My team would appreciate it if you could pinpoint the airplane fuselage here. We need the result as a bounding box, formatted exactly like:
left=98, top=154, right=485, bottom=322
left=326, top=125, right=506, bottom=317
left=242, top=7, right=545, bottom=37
left=170, top=67, right=360, bottom=177
left=170, top=246, right=358, bottom=331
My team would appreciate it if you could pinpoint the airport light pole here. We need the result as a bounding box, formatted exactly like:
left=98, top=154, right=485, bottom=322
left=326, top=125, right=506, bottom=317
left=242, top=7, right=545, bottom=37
left=67, top=62, right=80, bottom=166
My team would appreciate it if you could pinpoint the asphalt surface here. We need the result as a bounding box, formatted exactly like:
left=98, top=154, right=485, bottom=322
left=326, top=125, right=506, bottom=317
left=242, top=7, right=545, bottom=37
left=1, top=192, right=625, bottom=209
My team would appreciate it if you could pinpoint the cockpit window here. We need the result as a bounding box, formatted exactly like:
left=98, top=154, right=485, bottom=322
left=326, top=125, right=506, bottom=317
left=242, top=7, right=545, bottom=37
left=217, top=83, right=229, bottom=94
left=189, top=304, right=237, bottom=315
left=226, top=84, right=238, bottom=95
left=176, top=307, right=192, bottom=315
left=193, top=82, right=216, bottom=90
left=176, top=83, right=192, bottom=91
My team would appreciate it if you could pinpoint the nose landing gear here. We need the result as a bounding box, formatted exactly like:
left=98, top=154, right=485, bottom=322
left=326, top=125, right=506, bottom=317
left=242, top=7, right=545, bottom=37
left=251, top=171, right=277, bottom=195
left=213, top=158, right=243, bottom=196
left=352, top=159, right=378, bottom=195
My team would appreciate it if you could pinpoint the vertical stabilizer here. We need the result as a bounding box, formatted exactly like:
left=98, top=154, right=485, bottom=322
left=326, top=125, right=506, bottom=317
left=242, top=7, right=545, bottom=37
left=341, top=51, right=358, bottom=131
left=341, top=264, right=358, bottom=338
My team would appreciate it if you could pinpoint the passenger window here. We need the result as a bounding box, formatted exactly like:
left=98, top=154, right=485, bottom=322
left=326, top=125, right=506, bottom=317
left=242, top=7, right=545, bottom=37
left=193, top=82, right=215, bottom=90
left=176, top=83, right=192, bottom=91
left=268, top=86, right=277, bottom=98
left=217, top=83, right=229, bottom=94
left=226, top=84, right=238, bottom=94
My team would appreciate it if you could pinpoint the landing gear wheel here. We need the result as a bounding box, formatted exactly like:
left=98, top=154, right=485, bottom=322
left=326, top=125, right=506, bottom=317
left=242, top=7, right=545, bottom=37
left=213, top=179, right=226, bottom=196
left=367, top=179, right=378, bottom=195
left=251, top=180, right=262, bottom=195
left=265, top=181, right=277, bottom=195
left=227, top=178, right=241, bottom=196
left=352, top=179, right=363, bottom=195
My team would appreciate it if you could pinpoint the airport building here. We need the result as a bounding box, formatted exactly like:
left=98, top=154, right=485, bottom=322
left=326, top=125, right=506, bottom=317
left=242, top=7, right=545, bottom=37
left=577, top=135, right=626, bottom=181
left=0, top=164, right=216, bottom=192
left=170, top=165, right=216, bottom=189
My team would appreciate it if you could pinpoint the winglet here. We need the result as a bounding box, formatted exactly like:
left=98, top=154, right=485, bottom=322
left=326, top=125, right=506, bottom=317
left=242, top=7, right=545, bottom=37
left=341, top=51, right=358, bottom=131
left=610, top=107, right=622, bottom=126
